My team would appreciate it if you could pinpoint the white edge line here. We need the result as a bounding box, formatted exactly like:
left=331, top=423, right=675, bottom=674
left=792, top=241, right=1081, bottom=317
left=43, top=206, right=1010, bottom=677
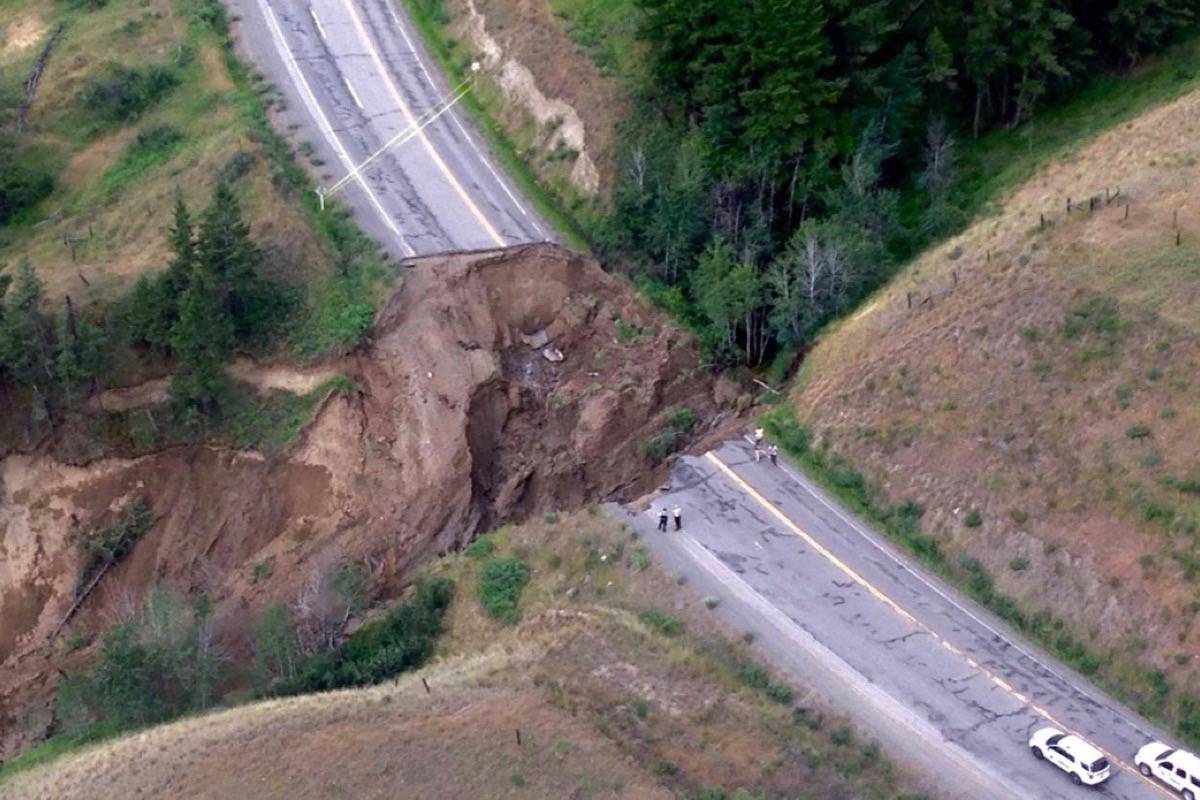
left=256, top=0, right=415, bottom=257
left=343, top=75, right=364, bottom=110
left=309, top=6, right=328, bottom=40
left=674, top=531, right=1026, bottom=800
left=381, top=0, right=550, bottom=240
left=758, top=441, right=1160, bottom=742
left=339, top=0, right=506, bottom=248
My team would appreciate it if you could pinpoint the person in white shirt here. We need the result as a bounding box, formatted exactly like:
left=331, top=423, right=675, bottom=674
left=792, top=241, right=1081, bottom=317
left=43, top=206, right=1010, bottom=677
left=672, top=505, right=682, bottom=531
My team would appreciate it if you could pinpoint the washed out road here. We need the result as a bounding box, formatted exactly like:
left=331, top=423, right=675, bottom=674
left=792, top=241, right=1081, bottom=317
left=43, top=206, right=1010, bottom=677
left=232, top=0, right=548, bottom=257
left=625, top=440, right=1176, bottom=800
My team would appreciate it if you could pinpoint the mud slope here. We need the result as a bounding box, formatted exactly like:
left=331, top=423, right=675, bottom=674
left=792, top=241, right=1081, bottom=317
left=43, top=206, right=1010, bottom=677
left=793, top=87, right=1200, bottom=687
left=0, top=244, right=726, bottom=758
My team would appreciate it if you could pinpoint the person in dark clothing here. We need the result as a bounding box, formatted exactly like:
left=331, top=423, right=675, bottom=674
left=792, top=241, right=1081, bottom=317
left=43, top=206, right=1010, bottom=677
left=658, top=507, right=669, bottom=531
left=672, top=505, right=682, bottom=531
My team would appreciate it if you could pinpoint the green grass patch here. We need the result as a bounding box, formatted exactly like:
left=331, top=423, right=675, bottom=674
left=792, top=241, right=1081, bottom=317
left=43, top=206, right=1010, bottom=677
left=478, top=556, right=530, bottom=624
left=100, top=124, right=185, bottom=196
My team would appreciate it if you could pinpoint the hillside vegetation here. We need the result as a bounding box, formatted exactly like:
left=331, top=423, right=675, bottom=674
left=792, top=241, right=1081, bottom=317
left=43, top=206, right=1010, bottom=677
left=3, top=511, right=932, bottom=799
left=0, top=0, right=388, bottom=458
left=419, top=0, right=1200, bottom=370
left=789, top=79, right=1200, bottom=743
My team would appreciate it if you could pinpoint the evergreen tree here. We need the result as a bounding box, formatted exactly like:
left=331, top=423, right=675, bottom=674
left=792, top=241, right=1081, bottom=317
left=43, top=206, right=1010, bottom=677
left=0, top=260, right=53, bottom=388
left=196, top=182, right=262, bottom=337
left=169, top=266, right=233, bottom=418
left=124, top=193, right=195, bottom=353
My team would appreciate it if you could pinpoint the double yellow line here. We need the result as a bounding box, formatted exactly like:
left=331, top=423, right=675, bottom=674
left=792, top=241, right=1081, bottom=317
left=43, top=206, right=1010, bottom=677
left=705, top=451, right=1173, bottom=799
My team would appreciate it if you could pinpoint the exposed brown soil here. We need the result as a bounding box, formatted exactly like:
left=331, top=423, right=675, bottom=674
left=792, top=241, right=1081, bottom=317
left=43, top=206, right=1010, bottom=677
left=448, top=0, right=629, bottom=195
left=4, top=511, right=925, bottom=800
left=0, top=244, right=733, bottom=761
left=794, top=88, right=1200, bottom=691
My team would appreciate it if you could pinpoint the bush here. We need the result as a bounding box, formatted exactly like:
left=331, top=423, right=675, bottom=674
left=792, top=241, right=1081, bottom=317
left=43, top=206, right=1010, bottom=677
left=639, top=609, right=682, bottom=636
left=56, top=587, right=221, bottom=738
left=464, top=536, right=495, bottom=559
left=478, top=557, right=530, bottom=624
left=78, top=499, right=154, bottom=583
left=641, top=429, right=679, bottom=463
left=963, top=509, right=983, bottom=528
left=275, top=577, right=453, bottom=695
left=0, top=136, right=55, bottom=224
left=79, top=63, right=179, bottom=123
left=668, top=406, right=698, bottom=432
left=1126, top=424, right=1152, bottom=439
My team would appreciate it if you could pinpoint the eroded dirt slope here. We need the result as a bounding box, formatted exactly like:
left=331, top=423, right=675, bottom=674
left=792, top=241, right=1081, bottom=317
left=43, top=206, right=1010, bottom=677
left=0, top=244, right=728, bottom=759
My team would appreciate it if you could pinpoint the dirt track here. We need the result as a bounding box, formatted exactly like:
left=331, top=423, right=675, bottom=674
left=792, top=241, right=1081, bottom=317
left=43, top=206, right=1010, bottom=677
left=0, top=244, right=731, bottom=759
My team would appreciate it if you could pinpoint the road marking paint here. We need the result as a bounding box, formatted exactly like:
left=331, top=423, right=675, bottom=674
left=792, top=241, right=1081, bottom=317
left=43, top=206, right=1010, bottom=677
left=671, top=531, right=1025, bottom=799
left=1014, top=692, right=1028, bottom=704
left=767, top=446, right=1159, bottom=745
left=704, top=450, right=1177, bottom=799
left=942, top=640, right=963, bottom=656
left=254, top=0, right=414, bottom=256
left=309, top=6, right=328, bottom=40
left=343, top=75, right=364, bottom=109
left=381, top=0, right=547, bottom=239
left=337, top=0, right=506, bottom=247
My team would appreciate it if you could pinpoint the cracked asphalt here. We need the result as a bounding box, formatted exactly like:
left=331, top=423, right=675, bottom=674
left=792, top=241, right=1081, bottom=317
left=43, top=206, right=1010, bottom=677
left=621, top=440, right=1174, bottom=800
left=229, top=0, right=550, bottom=257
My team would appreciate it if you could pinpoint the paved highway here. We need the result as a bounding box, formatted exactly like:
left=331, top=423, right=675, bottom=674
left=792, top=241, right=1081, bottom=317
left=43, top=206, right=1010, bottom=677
left=232, top=0, right=549, bottom=257
left=624, top=440, right=1179, bottom=800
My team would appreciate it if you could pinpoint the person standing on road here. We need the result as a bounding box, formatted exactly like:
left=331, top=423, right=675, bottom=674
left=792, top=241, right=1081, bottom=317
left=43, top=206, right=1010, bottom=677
left=768, top=444, right=778, bottom=466
left=672, top=505, right=682, bottom=531
left=658, top=507, right=669, bottom=532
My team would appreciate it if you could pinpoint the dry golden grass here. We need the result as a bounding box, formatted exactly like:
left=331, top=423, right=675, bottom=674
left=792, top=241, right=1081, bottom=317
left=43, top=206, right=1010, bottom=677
left=796, top=85, right=1200, bottom=686
left=5, top=512, right=932, bottom=799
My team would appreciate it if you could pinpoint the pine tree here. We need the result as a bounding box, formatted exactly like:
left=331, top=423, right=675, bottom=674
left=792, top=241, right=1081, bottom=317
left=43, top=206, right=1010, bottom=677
left=0, top=260, right=52, bottom=388
left=124, top=194, right=195, bottom=353
left=169, top=266, right=233, bottom=418
left=196, top=183, right=266, bottom=340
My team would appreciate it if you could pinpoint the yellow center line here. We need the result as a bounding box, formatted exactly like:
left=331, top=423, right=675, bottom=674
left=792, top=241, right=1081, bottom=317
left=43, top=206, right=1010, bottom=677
left=704, top=451, right=1175, bottom=799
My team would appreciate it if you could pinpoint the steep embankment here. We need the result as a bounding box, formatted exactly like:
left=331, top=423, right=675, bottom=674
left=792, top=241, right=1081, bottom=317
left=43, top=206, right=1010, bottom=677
left=3, top=512, right=924, bottom=800
left=794, top=88, right=1200, bottom=689
left=0, top=244, right=730, bottom=760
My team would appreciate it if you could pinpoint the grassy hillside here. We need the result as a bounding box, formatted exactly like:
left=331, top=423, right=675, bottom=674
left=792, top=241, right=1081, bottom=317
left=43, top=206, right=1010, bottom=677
left=3, top=510, right=932, bottom=799
left=0, top=0, right=337, bottom=306
left=788, top=77, right=1200, bottom=741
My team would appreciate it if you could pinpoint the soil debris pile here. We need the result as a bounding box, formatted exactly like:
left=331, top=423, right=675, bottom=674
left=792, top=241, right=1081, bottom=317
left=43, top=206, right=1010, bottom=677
left=0, top=244, right=726, bottom=759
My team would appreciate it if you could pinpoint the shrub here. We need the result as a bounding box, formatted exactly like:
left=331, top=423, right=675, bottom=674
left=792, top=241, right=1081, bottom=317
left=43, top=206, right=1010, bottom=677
left=1009, top=556, right=1030, bottom=572
left=830, top=726, right=854, bottom=747
left=638, top=609, right=686, bottom=633
left=703, top=595, right=720, bottom=609
left=276, top=577, right=453, bottom=695
left=641, top=429, right=679, bottom=463
left=79, top=63, right=179, bottom=123
left=963, top=509, right=983, bottom=528
left=464, top=536, right=495, bottom=559
left=56, top=587, right=221, bottom=738
left=77, top=500, right=154, bottom=585
left=1126, top=424, right=1152, bottom=439
left=1061, top=296, right=1124, bottom=345
left=478, top=557, right=530, bottom=624
left=668, top=405, right=699, bottom=432
left=0, top=136, right=55, bottom=224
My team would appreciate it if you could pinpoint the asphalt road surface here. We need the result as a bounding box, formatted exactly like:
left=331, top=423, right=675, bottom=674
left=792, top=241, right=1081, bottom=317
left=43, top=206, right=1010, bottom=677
left=622, top=440, right=1180, bottom=800
left=231, top=0, right=549, bottom=257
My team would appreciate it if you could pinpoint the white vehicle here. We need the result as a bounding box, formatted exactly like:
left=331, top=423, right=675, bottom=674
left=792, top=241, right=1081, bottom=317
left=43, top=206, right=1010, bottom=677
left=1136, top=741, right=1200, bottom=799
left=1029, top=727, right=1111, bottom=786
